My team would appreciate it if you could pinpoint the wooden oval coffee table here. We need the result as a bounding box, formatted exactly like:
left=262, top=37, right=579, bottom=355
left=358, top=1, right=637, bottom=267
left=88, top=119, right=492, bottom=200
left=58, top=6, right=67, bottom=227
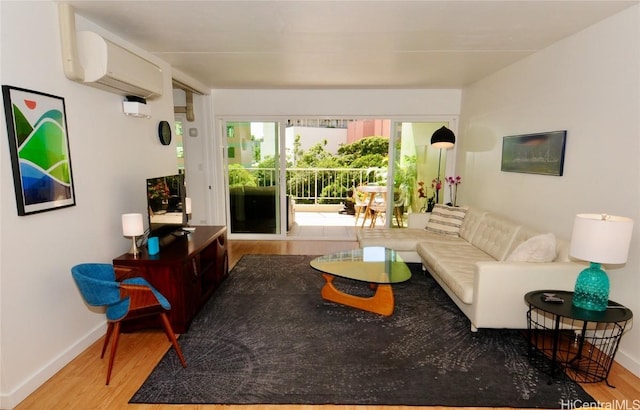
left=310, top=247, right=411, bottom=316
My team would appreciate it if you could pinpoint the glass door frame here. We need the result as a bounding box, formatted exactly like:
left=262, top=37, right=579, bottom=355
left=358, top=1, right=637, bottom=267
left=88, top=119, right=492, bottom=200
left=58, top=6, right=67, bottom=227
left=222, top=118, right=287, bottom=240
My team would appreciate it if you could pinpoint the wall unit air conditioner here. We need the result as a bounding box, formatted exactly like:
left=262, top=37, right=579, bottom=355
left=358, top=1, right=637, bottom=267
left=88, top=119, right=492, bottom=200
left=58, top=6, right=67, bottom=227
left=75, top=31, right=163, bottom=100
left=58, top=4, right=163, bottom=100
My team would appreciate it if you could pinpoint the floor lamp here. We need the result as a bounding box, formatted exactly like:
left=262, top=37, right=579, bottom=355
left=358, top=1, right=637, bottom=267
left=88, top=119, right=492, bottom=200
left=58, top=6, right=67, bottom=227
left=430, top=126, right=456, bottom=204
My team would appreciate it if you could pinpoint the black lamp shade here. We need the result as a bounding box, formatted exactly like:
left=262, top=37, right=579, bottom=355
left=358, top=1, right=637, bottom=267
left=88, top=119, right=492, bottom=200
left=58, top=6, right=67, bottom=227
left=431, top=126, right=455, bottom=149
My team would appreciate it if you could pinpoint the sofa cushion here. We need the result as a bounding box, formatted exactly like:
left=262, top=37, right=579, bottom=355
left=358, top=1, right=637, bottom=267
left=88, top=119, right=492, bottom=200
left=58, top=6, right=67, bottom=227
left=459, top=207, right=487, bottom=243
left=555, top=239, right=571, bottom=262
left=425, top=204, right=468, bottom=236
left=508, top=225, right=569, bottom=262
left=469, top=213, right=520, bottom=261
left=506, top=225, right=540, bottom=256
left=413, top=231, right=475, bottom=246
left=506, top=233, right=557, bottom=262
left=356, top=228, right=441, bottom=251
left=417, top=240, right=495, bottom=304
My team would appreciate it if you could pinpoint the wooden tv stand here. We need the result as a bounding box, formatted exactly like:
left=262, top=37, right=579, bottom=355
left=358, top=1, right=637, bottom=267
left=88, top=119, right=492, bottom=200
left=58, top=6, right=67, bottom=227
left=113, top=225, right=228, bottom=333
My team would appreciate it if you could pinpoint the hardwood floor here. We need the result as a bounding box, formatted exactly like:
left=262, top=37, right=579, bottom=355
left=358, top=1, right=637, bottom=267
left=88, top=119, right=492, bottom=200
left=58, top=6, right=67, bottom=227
left=15, top=240, right=640, bottom=410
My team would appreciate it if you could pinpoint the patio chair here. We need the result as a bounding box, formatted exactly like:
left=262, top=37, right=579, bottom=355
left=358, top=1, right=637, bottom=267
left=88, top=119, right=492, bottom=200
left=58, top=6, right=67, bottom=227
left=367, top=198, right=387, bottom=228
left=353, top=186, right=369, bottom=226
left=357, top=184, right=388, bottom=228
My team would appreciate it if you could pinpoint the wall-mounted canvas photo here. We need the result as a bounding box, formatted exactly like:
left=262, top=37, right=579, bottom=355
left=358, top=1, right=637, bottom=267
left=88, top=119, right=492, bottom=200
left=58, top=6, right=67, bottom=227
left=501, top=130, right=567, bottom=176
left=2, top=85, right=76, bottom=215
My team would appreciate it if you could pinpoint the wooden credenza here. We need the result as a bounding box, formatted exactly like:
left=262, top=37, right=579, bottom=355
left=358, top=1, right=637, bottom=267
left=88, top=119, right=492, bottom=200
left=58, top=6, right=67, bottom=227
left=113, top=225, right=228, bottom=333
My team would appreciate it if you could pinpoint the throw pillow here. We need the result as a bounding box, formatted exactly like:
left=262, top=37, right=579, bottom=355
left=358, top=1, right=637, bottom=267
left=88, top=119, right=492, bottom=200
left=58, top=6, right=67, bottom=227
left=506, top=233, right=557, bottom=262
left=425, top=204, right=468, bottom=236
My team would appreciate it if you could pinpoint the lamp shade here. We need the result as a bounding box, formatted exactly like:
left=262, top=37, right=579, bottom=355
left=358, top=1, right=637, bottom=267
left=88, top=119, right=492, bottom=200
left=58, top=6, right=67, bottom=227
left=122, top=213, right=144, bottom=236
left=430, top=126, right=456, bottom=149
left=569, top=213, right=634, bottom=264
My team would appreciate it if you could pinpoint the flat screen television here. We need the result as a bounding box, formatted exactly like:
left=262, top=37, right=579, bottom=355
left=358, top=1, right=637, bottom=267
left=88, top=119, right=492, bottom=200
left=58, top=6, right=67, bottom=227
left=146, top=173, right=187, bottom=239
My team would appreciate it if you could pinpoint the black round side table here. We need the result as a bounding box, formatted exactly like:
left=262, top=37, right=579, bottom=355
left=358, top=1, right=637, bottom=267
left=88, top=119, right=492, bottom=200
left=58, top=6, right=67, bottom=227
left=524, top=290, right=632, bottom=387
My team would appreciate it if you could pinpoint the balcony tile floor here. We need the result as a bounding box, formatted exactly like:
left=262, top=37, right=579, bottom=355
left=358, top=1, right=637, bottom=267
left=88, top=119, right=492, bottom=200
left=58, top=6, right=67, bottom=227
left=288, top=212, right=356, bottom=240
left=287, top=211, right=388, bottom=240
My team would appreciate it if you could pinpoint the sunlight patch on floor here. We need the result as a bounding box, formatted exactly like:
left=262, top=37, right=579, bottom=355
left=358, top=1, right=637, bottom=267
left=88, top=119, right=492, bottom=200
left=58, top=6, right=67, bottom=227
left=288, top=211, right=359, bottom=240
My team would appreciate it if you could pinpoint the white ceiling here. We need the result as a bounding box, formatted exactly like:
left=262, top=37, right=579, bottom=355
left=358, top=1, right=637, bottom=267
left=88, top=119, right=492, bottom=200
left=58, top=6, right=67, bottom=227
left=66, top=0, right=638, bottom=89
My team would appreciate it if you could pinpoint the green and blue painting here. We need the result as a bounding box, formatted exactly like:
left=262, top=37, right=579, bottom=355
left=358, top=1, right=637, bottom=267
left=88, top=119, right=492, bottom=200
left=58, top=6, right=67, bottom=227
left=5, top=88, right=74, bottom=213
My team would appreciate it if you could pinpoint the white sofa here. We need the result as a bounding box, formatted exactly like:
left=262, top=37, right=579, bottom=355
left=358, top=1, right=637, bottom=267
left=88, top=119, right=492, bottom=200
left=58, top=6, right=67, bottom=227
left=357, top=206, right=582, bottom=331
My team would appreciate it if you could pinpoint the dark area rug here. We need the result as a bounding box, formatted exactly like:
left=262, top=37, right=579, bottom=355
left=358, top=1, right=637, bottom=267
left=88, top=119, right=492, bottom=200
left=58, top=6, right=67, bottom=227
left=131, top=254, right=596, bottom=407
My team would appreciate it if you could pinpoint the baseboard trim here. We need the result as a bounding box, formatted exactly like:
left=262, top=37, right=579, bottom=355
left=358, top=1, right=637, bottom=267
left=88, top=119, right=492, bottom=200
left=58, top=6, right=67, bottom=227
left=0, top=322, right=105, bottom=410
left=615, top=349, right=640, bottom=379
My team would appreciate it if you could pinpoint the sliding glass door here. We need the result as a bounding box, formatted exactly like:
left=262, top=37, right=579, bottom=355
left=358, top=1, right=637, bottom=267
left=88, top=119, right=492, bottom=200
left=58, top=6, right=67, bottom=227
left=225, top=121, right=283, bottom=235
left=221, top=118, right=455, bottom=237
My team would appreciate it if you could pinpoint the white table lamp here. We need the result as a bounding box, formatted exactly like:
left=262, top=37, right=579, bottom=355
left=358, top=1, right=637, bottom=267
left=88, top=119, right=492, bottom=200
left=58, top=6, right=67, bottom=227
left=122, top=213, right=144, bottom=256
left=569, top=213, right=633, bottom=311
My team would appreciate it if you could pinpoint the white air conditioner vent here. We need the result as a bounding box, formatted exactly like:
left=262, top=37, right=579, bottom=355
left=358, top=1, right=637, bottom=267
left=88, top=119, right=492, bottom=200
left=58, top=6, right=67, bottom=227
left=75, top=31, right=163, bottom=100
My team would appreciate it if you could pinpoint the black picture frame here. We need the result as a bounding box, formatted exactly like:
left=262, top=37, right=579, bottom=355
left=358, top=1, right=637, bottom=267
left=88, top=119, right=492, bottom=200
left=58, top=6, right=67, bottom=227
left=2, top=85, right=76, bottom=215
left=501, top=130, right=567, bottom=176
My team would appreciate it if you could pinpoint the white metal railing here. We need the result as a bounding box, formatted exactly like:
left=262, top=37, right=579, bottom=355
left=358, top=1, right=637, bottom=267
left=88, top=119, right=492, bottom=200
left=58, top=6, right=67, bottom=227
left=286, top=119, right=353, bottom=128
left=228, top=167, right=386, bottom=204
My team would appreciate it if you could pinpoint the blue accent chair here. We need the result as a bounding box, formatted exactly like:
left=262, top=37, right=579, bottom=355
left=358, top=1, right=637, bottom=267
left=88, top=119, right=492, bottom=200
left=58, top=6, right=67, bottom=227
left=71, top=263, right=186, bottom=384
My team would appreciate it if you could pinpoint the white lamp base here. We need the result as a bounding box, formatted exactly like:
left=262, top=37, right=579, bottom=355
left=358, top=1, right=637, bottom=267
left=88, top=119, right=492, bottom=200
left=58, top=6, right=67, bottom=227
left=128, top=236, right=139, bottom=256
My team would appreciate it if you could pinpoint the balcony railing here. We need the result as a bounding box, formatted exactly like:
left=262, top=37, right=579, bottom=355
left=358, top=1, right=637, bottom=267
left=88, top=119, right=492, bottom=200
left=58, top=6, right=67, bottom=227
left=229, top=167, right=386, bottom=204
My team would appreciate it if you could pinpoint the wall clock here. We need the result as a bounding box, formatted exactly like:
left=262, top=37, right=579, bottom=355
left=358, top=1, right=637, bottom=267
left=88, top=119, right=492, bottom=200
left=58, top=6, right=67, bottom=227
left=158, top=120, right=172, bottom=145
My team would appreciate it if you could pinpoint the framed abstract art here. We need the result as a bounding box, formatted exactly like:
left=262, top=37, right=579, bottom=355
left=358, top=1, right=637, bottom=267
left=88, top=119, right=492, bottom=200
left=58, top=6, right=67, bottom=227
left=501, top=130, right=567, bottom=176
left=2, top=85, right=76, bottom=215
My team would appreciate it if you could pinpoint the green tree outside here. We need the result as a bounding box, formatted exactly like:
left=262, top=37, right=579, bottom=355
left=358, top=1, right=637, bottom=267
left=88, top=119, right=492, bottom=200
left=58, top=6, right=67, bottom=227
left=230, top=136, right=417, bottom=208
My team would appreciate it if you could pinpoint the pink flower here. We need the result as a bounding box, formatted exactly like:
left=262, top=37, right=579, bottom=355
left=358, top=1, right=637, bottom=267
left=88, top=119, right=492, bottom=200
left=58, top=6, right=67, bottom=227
left=445, top=176, right=462, bottom=206
left=446, top=176, right=462, bottom=186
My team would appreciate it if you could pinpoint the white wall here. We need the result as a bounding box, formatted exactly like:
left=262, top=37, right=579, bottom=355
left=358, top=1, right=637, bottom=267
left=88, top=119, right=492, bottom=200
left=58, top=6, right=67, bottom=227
left=459, top=5, right=640, bottom=375
left=0, top=2, right=178, bottom=408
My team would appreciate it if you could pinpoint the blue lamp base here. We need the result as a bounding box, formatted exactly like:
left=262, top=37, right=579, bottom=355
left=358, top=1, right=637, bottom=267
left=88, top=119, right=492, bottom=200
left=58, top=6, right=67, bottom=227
left=572, top=262, right=609, bottom=311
